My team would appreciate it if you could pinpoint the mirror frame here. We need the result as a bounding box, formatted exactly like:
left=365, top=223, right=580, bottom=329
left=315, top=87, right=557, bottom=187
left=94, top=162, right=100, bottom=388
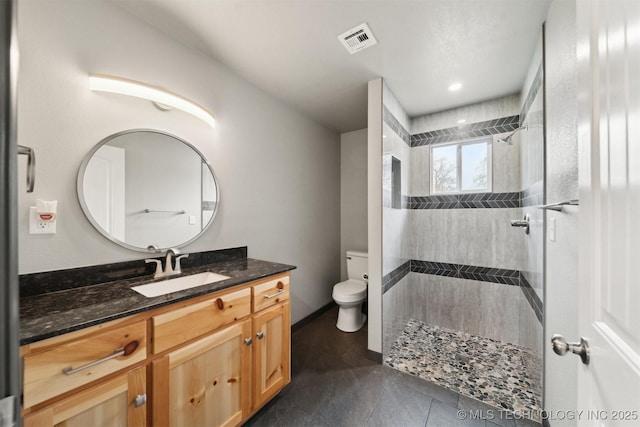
left=77, top=129, right=220, bottom=253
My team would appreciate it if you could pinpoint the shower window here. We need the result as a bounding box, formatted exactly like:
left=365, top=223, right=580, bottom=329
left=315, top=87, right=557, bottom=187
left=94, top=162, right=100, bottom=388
left=430, top=137, right=492, bottom=194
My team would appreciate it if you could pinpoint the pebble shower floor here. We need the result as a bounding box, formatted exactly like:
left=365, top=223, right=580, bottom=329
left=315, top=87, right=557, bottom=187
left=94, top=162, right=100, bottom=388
left=385, top=320, right=543, bottom=422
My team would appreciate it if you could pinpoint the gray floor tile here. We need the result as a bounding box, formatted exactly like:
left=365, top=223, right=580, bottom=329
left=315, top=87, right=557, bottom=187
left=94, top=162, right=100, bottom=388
left=458, top=395, right=515, bottom=427
left=365, top=380, right=432, bottom=427
left=248, top=305, right=534, bottom=427
left=426, top=400, right=486, bottom=427
left=514, top=418, right=542, bottom=427
left=387, top=366, right=459, bottom=406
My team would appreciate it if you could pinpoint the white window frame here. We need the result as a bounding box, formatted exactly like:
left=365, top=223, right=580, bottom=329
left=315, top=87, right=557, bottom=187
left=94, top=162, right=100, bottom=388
left=429, top=137, right=493, bottom=195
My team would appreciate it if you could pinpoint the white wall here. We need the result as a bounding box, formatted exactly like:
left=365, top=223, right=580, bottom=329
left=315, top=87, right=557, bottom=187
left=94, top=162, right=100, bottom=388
left=367, top=78, right=383, bottom=355
left=543, top=0, right=579, bottom=422
left=340, top=129, right=367, bottom=281
left=16, top=0, right=340, bottom=324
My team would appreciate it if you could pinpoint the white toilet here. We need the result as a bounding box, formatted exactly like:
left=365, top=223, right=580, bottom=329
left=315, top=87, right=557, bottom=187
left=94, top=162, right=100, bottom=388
left=332, top=251, right=368, bottom=332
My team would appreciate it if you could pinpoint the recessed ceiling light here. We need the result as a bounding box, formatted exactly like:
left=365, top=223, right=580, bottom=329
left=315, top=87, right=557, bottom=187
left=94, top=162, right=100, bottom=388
left=448, top=82, right=463, bottom=92
left=457, top=119, right=466, bottom=124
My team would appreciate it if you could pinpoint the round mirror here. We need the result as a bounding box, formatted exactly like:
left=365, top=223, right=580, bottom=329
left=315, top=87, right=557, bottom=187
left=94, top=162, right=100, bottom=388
left=77, top=129, right=219, bottom=252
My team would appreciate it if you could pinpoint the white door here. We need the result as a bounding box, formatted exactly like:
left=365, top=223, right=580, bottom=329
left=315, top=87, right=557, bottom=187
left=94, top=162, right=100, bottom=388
left=83, top=145, right=125, bottom=241
left=577, top=0, right=640, bottom=423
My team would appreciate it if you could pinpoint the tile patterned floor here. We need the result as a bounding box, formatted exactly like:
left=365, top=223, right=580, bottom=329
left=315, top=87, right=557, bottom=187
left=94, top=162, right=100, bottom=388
left=245, top=306, right=541, bottom=427
left=385, top=320, right=543, bottom=423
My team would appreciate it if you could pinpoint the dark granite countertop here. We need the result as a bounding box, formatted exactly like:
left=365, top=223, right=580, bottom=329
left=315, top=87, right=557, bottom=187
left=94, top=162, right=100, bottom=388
left=20, top=251, right=295, bottom=346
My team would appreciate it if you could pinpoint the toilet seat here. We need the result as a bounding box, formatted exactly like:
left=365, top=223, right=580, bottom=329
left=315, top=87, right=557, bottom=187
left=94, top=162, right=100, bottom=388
left=332, top=279, right=367, bottom=303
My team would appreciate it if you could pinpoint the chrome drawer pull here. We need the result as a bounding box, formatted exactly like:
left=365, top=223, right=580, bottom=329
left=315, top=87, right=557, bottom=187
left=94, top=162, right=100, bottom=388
left=263, top=290, right=285, bottom=299
left=62, top=340, right=139, bottom=376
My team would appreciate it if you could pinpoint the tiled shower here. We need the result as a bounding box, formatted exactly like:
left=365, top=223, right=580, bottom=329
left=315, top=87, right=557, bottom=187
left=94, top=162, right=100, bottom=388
left=380, top=37, right=544, bottom=420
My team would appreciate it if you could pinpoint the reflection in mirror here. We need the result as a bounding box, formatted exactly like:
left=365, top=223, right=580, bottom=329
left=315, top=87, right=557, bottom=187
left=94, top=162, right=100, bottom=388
left=78, top=130, right=219, bottom=252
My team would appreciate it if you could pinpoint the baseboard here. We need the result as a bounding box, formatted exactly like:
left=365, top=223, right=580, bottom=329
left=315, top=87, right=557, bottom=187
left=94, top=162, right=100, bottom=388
left=366, top=349, right=383, bottom=363
left=291, top=301, right=336, bottom=333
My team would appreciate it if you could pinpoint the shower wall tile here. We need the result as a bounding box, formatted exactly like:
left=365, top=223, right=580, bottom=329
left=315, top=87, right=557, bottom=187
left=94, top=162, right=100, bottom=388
left=409, top=146, right=430, bottom=196
left=409, top=208, right=527, bottom=271
left=383, top=274, right=412, bottom=358
left=382, top=260, right=411, bottom=293
left=520, top=64, right=544, bottom=125
left=410, top=95, right=520, bottom=135
left=520, top=274, right=543, bottom=323
left=383, top=82, right=411, bottom=132
left=492, top=132, right=522, bottom=193
left=410, top=115, right=520, bottom=147
left=383, top=87, right=412, bottom=277
left=520, top=93, right=544, bottom=191
left=405, top=273, right=522, bottom=346
left=408, top=192, right=521, bottom=209
left=518, top=289, right=543, bottom=352
left=520, top=89, right=545, bottom=302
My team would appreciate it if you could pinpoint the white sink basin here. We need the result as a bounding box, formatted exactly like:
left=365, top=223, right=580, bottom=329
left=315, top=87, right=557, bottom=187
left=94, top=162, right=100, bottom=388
left=131, top=272, right=230, bottom=297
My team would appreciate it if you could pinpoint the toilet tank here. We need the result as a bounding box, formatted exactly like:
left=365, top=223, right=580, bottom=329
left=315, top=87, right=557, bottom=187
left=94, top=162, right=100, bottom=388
left=346, top=251, right=368, bottom=281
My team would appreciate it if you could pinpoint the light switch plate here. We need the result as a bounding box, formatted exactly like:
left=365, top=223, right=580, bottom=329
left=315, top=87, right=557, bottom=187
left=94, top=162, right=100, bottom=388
left=189, top=215, right=196, bottom=225
left=29, top=207, right=56, bottom=234
left=549, top=217, right=556, bottom=242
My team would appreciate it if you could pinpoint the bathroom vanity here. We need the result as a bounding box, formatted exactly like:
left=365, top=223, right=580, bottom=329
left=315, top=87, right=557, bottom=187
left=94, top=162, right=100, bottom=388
left=19, top=249, right=294, bottom=427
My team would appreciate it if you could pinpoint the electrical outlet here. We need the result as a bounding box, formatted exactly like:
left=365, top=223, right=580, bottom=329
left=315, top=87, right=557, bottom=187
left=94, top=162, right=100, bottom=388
left=29, top=207, right=56, bottom=234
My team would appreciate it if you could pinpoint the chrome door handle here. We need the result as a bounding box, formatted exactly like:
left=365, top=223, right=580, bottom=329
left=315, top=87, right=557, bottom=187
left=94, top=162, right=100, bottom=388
left=17, top=145, right=35, bottom=193
left=510, top=213, right=530, bottom=234
left=256, top=331, right=264, bottom=340
left=551, top=334, right=590, bottom=365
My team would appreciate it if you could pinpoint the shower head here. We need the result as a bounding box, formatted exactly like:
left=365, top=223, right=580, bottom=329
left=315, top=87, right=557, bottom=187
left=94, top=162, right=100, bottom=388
left=497, top=124, right=528, bottom=144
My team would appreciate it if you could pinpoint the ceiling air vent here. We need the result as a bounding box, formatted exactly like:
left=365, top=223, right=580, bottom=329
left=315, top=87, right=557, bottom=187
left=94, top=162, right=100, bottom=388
left=338, top=23, right=378, bottom=55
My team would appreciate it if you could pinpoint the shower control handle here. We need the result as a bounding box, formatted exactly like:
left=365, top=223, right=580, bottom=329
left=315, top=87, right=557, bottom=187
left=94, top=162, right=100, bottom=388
left=551, top=334, right=590, bottom=365
left=510, top=213, right=531, bottom=234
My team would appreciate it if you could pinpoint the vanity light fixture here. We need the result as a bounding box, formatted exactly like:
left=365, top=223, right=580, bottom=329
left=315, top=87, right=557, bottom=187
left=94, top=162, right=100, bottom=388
left=448, top=82, right=463, bottom=92
left=88, top=74, right=216, bottom=128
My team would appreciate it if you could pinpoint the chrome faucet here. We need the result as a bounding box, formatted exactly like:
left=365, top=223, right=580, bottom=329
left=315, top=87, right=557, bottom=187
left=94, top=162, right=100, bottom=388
left=145, top=248, right=189, bottom=279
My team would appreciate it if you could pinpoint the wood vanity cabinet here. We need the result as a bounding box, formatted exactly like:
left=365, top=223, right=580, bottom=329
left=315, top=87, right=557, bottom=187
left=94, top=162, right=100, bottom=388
left=250, top=274, right=291, bottom=410
left=21, top=272, right=291, bottom=427
left=23, top=367, right=147, bottom=427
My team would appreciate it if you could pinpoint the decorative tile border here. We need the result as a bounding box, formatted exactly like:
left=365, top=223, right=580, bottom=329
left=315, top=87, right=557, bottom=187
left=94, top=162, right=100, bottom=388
left=382, top=106, right=411, bottom=146
left=520, top=63, right=543, bottom=126
left=520, top=274, right=543, bottom=324
left=411, top=260, right=521, bottom=286
left=382, top=261, right=411, bottom=293
left=383, top=260, right=543, bottom=325
left=411, top=115, right=520, bottom=147
left=408, top=192, right=522, bottom=209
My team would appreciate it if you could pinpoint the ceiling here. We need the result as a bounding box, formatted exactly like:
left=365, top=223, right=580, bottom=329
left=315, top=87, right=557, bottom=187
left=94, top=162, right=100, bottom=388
left=115, top=0, right=551, bottom=134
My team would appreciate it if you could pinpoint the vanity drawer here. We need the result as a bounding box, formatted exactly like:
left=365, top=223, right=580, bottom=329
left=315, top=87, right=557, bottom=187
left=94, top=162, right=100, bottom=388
left=253, top=275, right=290, bottom=312
left=23, top=321, right=147, bottom=409
left=152, top=287, right=251, bottom=354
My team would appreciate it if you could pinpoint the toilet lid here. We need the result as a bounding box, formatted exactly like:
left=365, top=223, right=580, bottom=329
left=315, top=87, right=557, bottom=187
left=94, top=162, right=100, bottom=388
left=333, top=279, right=367, bottom=301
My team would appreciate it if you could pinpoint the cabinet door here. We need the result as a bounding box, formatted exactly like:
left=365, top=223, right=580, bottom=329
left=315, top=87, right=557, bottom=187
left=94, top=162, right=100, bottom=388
left=252, top=301, right=290, bottom=410
left=152, top=319, right=251, bottom=427
left=24, top=366, right=146, bottom=427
